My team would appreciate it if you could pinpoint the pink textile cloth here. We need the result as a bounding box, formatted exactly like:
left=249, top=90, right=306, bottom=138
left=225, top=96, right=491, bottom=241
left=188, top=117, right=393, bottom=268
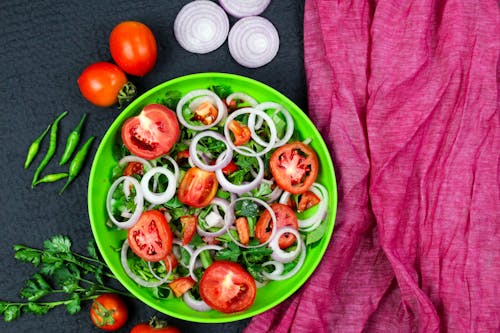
left=245, top=0, right=499, bottom=332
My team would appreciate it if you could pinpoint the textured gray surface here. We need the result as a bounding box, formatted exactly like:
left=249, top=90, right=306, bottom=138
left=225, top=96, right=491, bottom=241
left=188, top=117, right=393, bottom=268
left=0, top=1, right=306, bottom=332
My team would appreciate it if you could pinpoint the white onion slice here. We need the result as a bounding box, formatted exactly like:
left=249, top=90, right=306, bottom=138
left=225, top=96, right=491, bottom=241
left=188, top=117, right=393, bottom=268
left=177, top=89, right=227, bottom=131
left=224, top=107, right=277, bottom=157
left=173, top=239, right=194, bottom=268
left=189, top=95, right=217, bottom=110
left=140, top=167, right=176, bottom=205
left=228, top=16, right=279, bottom=68
left=174, top=0, right=229, bottom=54
left=120, top=240, right=171, bottom=287
left=148, top=257, right=173, bottom=282
left=189, top=131, right=233, bottom=171
left=262, top=238, right=306, bottom=281
left=249, top=102, right=295, bottom=148
left=215, top=148, right=264, bottom=194
left=196, top=198, right=231, bottom=237
left=226, top=92, right=258, bottom=107
left=118, top=155, right=152, bottom=170
left=218, top=0, right=271, bottom=18
left=189, top=245, right=223, bottom=282
left=269, top=227, right=302, bottom=263
left=157, top=155, right=180, bottom=183
left=107, top=176, right=144, bottom=229
left=183, top=291, right=212, bottom=312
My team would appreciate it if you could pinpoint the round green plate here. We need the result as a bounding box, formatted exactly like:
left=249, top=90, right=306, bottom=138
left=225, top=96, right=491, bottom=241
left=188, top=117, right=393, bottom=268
left=88, top=72, right=337, bottom=323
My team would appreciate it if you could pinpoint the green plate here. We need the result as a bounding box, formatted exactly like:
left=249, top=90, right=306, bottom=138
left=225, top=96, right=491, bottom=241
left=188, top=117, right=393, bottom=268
left=88, top=72, right=337, bottom=323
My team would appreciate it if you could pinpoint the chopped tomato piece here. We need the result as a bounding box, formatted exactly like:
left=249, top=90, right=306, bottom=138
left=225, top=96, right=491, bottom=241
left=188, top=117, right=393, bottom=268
left=222, top=161, right=238, bottom=175
left=164, top=252, right=179, bottom=271
left=193, top=102, right=218, bottom=125
left=180, top=215, right=197, bottom=245
left=255, top=203, right=298, bottom=249
left=298, top=190, right=321, bottom=212
left=123, top=161, right=144, bottom=176
left=169, top=276, right=196, bottom=297
left=228, top=120, right=251, bottom=146
left=235, top=217, right=250, bottom=245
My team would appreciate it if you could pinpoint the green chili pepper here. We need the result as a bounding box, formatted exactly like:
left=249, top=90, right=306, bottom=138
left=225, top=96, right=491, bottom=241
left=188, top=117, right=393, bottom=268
left=34, top=172, right=68, bottom=185
left=59, top=113, right=87, bottom=165
left=24, top=124, right=51, bottom=169
left=59, top=136, right=95, bottom=194
left=31, top=111, right=68, bottom=187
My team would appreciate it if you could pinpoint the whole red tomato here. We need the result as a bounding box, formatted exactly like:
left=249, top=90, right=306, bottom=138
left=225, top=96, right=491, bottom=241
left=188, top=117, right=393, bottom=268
left=89, top=293, right=128, bottom=331
left=77, top=62, right=136, bottom=107
left=110, top=21, right=157, bottom=76
left=131, top=317, right=181, bottom=333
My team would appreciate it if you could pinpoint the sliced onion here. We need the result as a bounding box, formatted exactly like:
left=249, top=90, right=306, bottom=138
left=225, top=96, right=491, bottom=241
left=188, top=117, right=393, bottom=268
left=189, top=245, right=223, bottom=281
left=107, top=176, right=144, bottom=229
left=189, top=131, right=233, bottom=171
left=262, top=238, right=306, bottom=281
left=226, top=92, right=258, bottom=107
left=177, top=89, right=227, bottom=131
left=218, top=0, right=271, bottom=18
left=174, top=0, right=229, bottom=54
left=196, top=198, right=230, bottom=237
left=157, top=155, right=180, bottom=182
left=183, top=291, right=212, bottom=312
left=118, top=155, right=152, bottom=170
left=189, top=95, right=217, bottom=110
left=140, top=167, right=176, bottom=205
left=269, top=227, right=302, bottom=263
left=249, top=102, right=295, bottom=148
left=148, top=257, right=173, bottom=282
left=228, top=16, right=279, bottom=68
left=173, top=239, right=194, bottom=268
left=224, top=107, right=277, bottom=157
left=215, top=148, right=264, bottom=194
left=120, top=240, right=171, bottom=287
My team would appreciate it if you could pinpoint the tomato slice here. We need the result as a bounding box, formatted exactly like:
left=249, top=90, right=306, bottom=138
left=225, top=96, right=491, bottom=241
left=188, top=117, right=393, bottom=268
left=200, top=261, right=256, bottom=313
left=235, top=217, right=250, bottom=245
left=169, top=276, right=196, bottom=297
left=127, top=210, right=173, bottom=262
left=255, top=203, right=299, bottom=249
left=180, top=215, right=197, bottom=245
left=178, top=167, right=218, bottom=208
left=123, top=161, right=144, bottom=176
left=121, top=104, right=180, bottom=160
left=228, top=120, right=251, bottom=146
left=269, top=142, right=319, bottom=194
left=298, top=190, right=321, bottom=212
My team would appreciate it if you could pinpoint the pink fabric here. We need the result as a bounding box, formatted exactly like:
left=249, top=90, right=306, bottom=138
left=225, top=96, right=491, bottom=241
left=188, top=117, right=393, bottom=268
left=245, top=1, right=499, bottom=332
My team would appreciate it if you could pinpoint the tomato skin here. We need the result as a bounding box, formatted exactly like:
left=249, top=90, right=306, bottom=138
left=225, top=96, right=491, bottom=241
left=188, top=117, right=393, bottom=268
left=169, top=276, right=196, bottom=297
left=228, top=120, right=251, bottom=146
left=90, top=293, right=128, bottom=331
left=130, top=323, right=181, bottom=333
left=269, top=142, right=319, bottom=194
left=110, top=21, right=157, bottom=76
left=255, top=203, right=298, bottom=249
left=180, top=215, right=197, bottom=245
left=178, top=167, right=218, bottom=208
left=121, top=104, right=180, bottom=160
left=298, top=190, right=321, bottom=212
left=235, top=217, right=250, bottom=245
left=77, top=62, right=129, bottom=107
left=200, top=261, right=256, bottom=313
left=127, top=210, right=173, bottom=262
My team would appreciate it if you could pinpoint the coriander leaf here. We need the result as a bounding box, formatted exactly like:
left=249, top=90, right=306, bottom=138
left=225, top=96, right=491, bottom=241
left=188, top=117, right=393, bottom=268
left=158, top=90, right=181, bottom=110
left=235, top=200, right=260, bottom=218
left=93, top=264, right=104, bottom=285
left=43, top=235, right=71, bottom=253
left=208, top=84, right=232, bottom=99
left=13, top=245, right=41, bottom=266
left=0, top=301, right=8, bottom=313
left=20, top=273, right=52, bottom=301
left=87, top=239, right=98, bottom=260
left=27, top=302, right=52, bottom=316
left=40, top=252, right=63, bottom=276
left=215, top=242, right=241, bottom=262
left=66, top=293, right=81, bottom=315
left=52, top=264, right=80, bottom=293
left=3, top=304, right=21, bottom=322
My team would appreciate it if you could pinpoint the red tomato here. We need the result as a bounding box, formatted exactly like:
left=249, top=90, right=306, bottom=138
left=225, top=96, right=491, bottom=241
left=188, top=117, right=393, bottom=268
left=127, top=210, right=173, bottom=262
left=193, top=102, right=218, bottom=125
left=200, top=261, right=256, bottom=313
left=178, top=167, right=218, bottom=208
left=90, top=293, right=128, bottom=331
left=121, top=104, right=180, bottom=160
left=77, top=62, right=134, bottom=107
left=269, top=142, right=319, bottom=194
left=179, top=215, right=197, bottom=245
left=123, top=161, right=144, bottom=176
left=255, top=203, right=299, bottom=249
left=109, top=21, right=157, bottom=76
left=228, top=120, right=251, bottom=146
left=131, top=320, right=181, bottom=333
left=298, top=190, right=321, bottom=212
left=235, top=217, right=250, bottom=245
left=221, top=161, right=238, bottom=175
left=168, top=276, right=196, bottom=297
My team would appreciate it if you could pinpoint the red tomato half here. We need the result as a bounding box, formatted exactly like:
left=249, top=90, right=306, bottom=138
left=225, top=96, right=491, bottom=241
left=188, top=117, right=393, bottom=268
left=128, top=210, right=173, bottom=262
left=200, top=261, right=256, bottom=313
left=121, top=104, right=180, bottom=160
left=255, top=203, right=299, bottom=249
left=90, top=293, right=128, bottom=331
left=131, top=321, right=181, bottom=333
left=178, top=167, right=218, bottom=208
left=110, top=21, right=157, bottom=76
left=269, top=142, right=319, bottom=194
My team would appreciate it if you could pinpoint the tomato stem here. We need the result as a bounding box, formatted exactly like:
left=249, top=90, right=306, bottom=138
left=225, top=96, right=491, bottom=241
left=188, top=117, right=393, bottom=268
left=117, top=81, right=137, bottom=108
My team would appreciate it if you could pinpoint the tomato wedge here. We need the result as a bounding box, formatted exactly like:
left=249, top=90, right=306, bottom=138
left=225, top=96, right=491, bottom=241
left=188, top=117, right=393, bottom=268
left=228, top=120, right=251, bottom=146
left=169, top=276, right=196, bottom=297
left=255, top=203, right=298, bottom=249
left=298, top=190, right=321, bottom=212
left=179, top=215, right=197, bottom=245
left=269, top=142, right=319, bottom=194
left=121, top=104, right=180, bottom=160
left=127, top=210, right=173, bottom=262
left=178, top=167, right=218, bottom=208
left=200, top=261, right=256, bottom=313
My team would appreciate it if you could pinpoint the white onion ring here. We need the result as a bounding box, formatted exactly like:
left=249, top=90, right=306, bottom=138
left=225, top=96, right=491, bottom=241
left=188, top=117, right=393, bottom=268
left=249, top=102, right=295, bottom=148
left=215, top=148, right=264, bottom=194
left=196, top=198, right=231, bottom=237
left=228, top=16, right=279, bottom=68
left=106, top=176, right=144, bottom=229
left=148, top=256, right=173, bottom=282
left=218, top=0, right=271, bottom=18
left=226, top=92, right=258, bottom=107
left=173, top=239, right=194, bottom=268
left=118, top=155, right=153, bottom=170
left=183, top=291, right=212, bottom=312
left=120, top=240, right=171, bottom=287
left=140, top=167, right=177, bottom=205
left=174, top=0, right=229, bottom=54
left=157, top=155, right=180, bottom=182
left=177, top=89, right=227, bottom=131
left=262, top=238, right=306, bottom=281
left=189, top=245, right=223, bottom=282
left=189, top=131, right=233, bottom=171
left=269, top=227, right=302, bottom=263
left=189, top=95, right=217, bottom=110
left=224, top=107, right=277, bottom=157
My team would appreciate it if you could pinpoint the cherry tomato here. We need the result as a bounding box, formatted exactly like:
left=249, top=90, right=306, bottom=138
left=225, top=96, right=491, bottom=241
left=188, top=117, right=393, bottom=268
left=179, top=215, right=197, bottom=245
left=228, top=120, right=251, bottom=146
left=168, top=276, right=196, bottom=297
left=200, top=261, right=256, bottom=313
left=269, top=142, right=319, bottom=194
left=90, top=293, right=128, bottom=331
left=109, top=21, right=157, bottom=76
left=255, top=203, right=299, bottom=249
left=128, top=210, right=173, bottom=262
left=131, top=318, right=181, bottom=333
left=77, top=62, right=135, bottom=107
left=121, top=104, right=180, bottom=160
left=178, top=167, right=218, bottom=208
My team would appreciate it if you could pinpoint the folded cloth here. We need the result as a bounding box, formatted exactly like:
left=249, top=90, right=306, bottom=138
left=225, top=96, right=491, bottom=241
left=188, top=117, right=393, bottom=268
left=245, top=1, right=499, bottom=332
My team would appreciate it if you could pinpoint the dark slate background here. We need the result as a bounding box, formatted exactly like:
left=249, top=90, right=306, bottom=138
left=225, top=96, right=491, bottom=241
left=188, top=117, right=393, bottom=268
left=0, top=1, right=306, bottom=332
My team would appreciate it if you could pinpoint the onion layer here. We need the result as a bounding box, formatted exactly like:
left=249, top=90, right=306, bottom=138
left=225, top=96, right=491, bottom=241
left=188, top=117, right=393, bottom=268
left=196, top=198, right=231, bottom=237
left=269, top=227, right=302, bottom=263
left=189, top=245, right=223, bottom=282
left=215, top=148, right=264, bottom=195
left=176, top=89, right=227, bottom=131
left=183, top=291, right=212, bottom=312
left=262, top=237, right=306, bottom=281
left=107, top=176, right=144, bottom=229
left=140, top=167, right=176, bottom=205
left=189, top=131, right=233, bottom=171
left=218, top=0, right=271, bottom=18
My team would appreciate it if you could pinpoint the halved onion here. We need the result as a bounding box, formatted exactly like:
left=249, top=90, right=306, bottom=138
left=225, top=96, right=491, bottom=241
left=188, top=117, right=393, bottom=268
left=189, top=245, right=223, bottom=282
left=269, top=227, right=302, bottom=263
left=140, top=167, right=176, bottom=205
left=176, top=89, right=227, bottom=131
left=228, top=16, right=279, bottom=68
left=189, top=131, right=233, bottom=171
left=262, top=237, right=306, bottom=281
left=107, top=176, right=144, bottom=229
left=174, top=0, right=229, bottom=54
left=219, top=0, right=271, bottom=18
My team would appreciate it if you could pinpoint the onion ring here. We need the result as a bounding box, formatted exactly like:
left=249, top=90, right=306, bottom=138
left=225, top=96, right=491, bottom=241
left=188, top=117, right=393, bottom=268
left=140, top=167, right=176, bottom=205
left=183, top=291, right=212, bottom=312
left=189, top=131, right=233, bottom=171
left=106, top=176, right=144, bottom=229
left=249, top=102, right=295, bottom=148
left=226, top=92, right=258, bottom=107
left=215, top=148, right=264, bottom=194
left=196, top=198, right=231, bottom=237
left=269, top=227, right=302, bottom=263
left=262, top=237, right=306, bottom=281
left=177, top=89, right=227, bottom=131
left=189, top=245, right=223, bottom=282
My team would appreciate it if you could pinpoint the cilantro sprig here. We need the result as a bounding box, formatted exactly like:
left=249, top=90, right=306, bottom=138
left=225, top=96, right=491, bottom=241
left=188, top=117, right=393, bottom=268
left=0, top=235, right=133, bottom=322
